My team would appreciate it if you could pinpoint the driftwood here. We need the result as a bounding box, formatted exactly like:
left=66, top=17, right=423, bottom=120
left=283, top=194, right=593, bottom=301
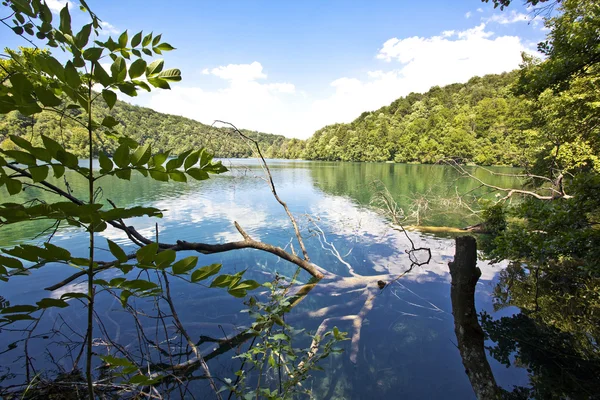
left=448, top=236, right=502, bottom=400
left=405, top=224, right=490, bottom=234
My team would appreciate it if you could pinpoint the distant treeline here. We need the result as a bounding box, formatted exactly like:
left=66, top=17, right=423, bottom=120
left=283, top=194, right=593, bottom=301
left=298, top=71, right=535, bottom=166
left=0, top=98, right=289, bottom=158
left=2, top=70, right=538, bottom=166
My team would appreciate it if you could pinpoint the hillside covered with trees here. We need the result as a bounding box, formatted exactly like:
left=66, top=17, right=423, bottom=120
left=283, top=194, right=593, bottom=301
left=301, top=71, right=538, bottom=166
left=0, top=92, right=290, bottom=158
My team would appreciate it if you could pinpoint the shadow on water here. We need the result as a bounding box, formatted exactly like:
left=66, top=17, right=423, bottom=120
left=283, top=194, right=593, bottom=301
left=1, top=160, right=596, bottom=399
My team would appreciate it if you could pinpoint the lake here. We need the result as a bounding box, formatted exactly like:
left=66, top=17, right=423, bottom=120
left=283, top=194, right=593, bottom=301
left=0, top=160, right=529, bottom=399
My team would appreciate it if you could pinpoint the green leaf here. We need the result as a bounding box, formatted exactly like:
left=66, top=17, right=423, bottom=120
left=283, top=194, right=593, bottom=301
left=149, top=169, right=169, bottom=182
left=120, top=279, right=158, bottom=291
left=151, top=151, right=170, bottom=167
left=93, top=62, right=112, bottom=86
left=184, top=150, right=200, bottom=170
left=210, top=274, right=240, bottom=289
left=115, top=168, right=131, bottom=180
left=128, top=374, right=161, bottom=386
left=105, top=275, right=125, bottom=286
left=83, top=47, right=103, bottom=61
left=152, top=34, right=162, bottom=46
left=133, top=80, right=151, bottom=92
left=231, top=280, right=261, bottom=291
left=16, top=102, right=43, bottom=116
left=120, top=290, right=132, bottom=307
left=155, top=43, right=176, bottom=52
left=129, top=58, right=146, bottom=79
left=117, top=82, right=137, bottom=97
left=59, top=4, right=71, bottom=34
left=191, top=263, right=222, bottom=282
left=99, top=151, right=114, bottom=173
left=101, top=115, right=119, bottom=128
left=6, top=179, right=22, bottom=195
left=113, top=143, right=130, bottom=168
left=130, top=143, right=151, bottom=166
left=142, top=32, right=152, bottom=47
left=0, top=255, right=23, bottom=269
left=154, top=250, right=176, bottom=269
left=172, top=256, right=198, bottom=275
left=271, top=333, right=289, bottom=341
left=51, top=164, right=65, bottom=178
left=64, top=61, right=81, bottom=88
left=145, top=59, right=164, bottom=76
left=186, top=168, right=209, bottom=181
left=147, top=78, right=170, bottom=89
left=131, top=31, right=142, bottom=48
left=61, top=292, right=89, bottom=301
left=107, top=239, right=128, bottom=263
left=136, top=243, right=158, bottom=264
left=9, top=73, right=34, bottom=94
left=0, top=305, right=38, bottom=314
left=227, top=288, right=247, bottom=298
left=44, top=243, right=71, bottom=260
left=34, top=86, right=61, bottom=107
left=8, top=135, right=33, bottom=151
left=41, top=135, right=63, bottom=158
left=165, top=150, right=190, bottom=171
left=30, top=147, right=52, bottom=162
left=168, top=170, right=187, bottom=182
left=272, top=315, right=285, bottom=326
left=157, top=68, right=181, bottom=82
left=99, top=355, right=134, bottom=367
left=111, top=57, right=127, bottom=82
left=118, top=30, right=128, bottom=48
left=2, top=314, right=36, bottom=322
left=36, top=298, right=69, bottom=309
left=4, top=150, right=36, bottom=165
left=75, top=23, right=92, bottom=48
left=29, top=165, right=49, bottom=182
left=102, top=89, right=117, bottom=109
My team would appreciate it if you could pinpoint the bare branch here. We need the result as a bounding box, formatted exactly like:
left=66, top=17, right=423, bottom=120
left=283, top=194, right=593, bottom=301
left=214, top=120, right=311, bottom=262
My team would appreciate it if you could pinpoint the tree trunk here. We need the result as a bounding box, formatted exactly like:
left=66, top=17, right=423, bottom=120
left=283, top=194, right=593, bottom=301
left=448, top=236, right=502, bottom=400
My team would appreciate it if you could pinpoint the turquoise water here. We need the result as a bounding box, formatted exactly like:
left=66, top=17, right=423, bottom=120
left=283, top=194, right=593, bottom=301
left=0, top=160, right=528, bottom=398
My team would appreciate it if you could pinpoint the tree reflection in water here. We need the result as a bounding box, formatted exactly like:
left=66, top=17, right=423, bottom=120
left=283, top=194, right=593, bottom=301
left=451, top=242, right=600, bottom=400
left=482, top=262, right=600, bottom=399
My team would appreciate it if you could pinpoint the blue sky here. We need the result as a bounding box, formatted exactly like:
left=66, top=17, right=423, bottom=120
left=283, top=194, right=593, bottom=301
left=5, top=0, right=550, bottom=138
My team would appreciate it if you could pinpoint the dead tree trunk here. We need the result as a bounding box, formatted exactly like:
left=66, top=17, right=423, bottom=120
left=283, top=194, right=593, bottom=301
left=448, top=236, right=502, bottom=400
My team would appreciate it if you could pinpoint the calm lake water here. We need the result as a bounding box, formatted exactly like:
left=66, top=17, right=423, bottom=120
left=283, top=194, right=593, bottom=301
left=0, top=160, right=529, bottom=399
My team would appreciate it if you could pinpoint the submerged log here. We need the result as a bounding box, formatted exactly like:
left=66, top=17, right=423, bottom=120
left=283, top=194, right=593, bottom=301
left=405, top=224, right=490, bottom=234
left=448, top=236, right=502, bottom=400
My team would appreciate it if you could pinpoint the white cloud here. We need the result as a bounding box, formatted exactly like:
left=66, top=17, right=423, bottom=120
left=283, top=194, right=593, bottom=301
left=207, top=61, right=267, bottom=82
left=465, top=11, right=472, bottom=19
left=477, top=7, right=484, bottom=12
left=487, top=10, right=529, bottom=24
left=144, top=61, right=298, bottom=135
left=142, top=23, right=533, bottom=139
left=99, top=21, right=120, bottom=35
left=45, top=0, right=71, bottom=13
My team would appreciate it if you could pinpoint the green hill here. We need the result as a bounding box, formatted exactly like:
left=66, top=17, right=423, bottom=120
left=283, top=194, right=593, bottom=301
left=301, top=71, right=535, bottom=166
left=0, top=96, right=291, bottom=159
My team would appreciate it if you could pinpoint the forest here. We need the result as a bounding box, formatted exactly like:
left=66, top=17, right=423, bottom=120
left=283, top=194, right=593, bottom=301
left=0, top=91, right=290, bottom=158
